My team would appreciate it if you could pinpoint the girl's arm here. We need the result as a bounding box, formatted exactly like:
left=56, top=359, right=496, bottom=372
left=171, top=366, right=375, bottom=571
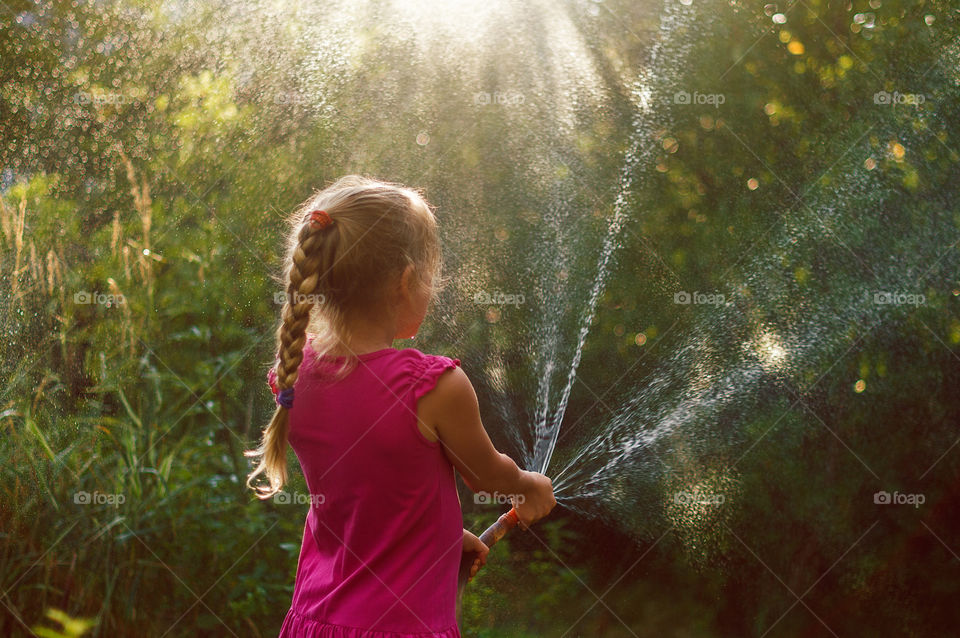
left=418, top=366, right=555, bottom=525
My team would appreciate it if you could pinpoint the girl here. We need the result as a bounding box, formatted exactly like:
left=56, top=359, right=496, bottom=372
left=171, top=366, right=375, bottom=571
left=246, top=175, right=556, bottom=638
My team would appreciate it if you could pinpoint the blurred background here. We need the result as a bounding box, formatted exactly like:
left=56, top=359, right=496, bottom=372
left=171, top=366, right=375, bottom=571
left=2, top=0, right=959, bottom=636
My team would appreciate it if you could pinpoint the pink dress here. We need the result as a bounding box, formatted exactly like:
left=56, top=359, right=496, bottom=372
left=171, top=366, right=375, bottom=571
left=275, top=339, right=463, bottom=638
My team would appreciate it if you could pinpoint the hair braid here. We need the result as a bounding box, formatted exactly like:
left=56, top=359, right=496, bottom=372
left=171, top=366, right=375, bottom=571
left=246, top=222, right=332, bottom=498
left=277, top=225, right=327, bottom=388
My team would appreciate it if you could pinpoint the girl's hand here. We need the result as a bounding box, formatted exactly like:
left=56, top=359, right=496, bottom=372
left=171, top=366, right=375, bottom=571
left=514, top=471, right=557, bottom=529
left=462, top=529, right=489, bottom=581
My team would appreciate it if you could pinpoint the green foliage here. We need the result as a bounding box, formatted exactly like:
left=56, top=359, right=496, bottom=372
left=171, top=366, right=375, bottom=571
left=2, top=0, right=959, bottom=636
left=31, top=608, right=95, bottom=638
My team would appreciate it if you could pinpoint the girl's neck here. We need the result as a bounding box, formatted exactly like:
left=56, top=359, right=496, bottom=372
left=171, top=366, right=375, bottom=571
left=329, top=315, right=397, bottom=357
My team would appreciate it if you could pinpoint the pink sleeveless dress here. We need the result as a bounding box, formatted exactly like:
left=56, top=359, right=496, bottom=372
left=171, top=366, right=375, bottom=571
left=275, top=339, right=463, bottom=638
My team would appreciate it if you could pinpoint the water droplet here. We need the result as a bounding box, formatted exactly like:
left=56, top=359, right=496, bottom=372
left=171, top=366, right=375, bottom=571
left=749, top=328, right=788, bottom=373
left=888, top=141, right=905, bottom=161
left=416, top=132, right=430, bottom=146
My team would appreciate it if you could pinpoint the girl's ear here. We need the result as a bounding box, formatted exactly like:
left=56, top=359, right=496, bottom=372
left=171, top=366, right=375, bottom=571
left=398, top=263, right=416, bottom=300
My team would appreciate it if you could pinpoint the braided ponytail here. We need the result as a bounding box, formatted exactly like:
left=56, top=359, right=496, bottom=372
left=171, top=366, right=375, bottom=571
left=246, top=175, right=442, bottom=498
left=245, top=217, right=336, bottom=498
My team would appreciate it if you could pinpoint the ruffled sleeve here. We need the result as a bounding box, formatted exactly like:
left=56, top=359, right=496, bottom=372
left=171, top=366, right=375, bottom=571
left=410, top=353, right=461, bottom=403
left=266, top=361, right=279, bottom=396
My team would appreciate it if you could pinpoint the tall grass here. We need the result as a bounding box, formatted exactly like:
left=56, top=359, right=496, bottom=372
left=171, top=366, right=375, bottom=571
left=0, top=172, right=300, bottom=636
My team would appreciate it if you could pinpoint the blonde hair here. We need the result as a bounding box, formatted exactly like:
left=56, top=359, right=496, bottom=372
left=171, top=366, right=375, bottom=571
left=245, top=175, right=443, bottom=498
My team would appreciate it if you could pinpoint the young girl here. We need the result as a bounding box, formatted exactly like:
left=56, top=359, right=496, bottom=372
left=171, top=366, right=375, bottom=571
left=246, top=175, right=556, bottom=637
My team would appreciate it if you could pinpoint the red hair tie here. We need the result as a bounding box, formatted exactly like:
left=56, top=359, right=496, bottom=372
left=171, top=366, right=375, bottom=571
left=308, top=209, right=334, bottom=229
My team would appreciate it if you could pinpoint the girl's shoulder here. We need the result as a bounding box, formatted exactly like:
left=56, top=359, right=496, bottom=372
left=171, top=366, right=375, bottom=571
left=387, top=348, right=462, bottom=398
left=389, top=346, right=461, bottom=371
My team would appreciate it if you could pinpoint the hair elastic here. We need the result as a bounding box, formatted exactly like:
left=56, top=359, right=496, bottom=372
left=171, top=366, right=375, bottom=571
left=267, top=366, right=295, bottom=409
left=308, top=209, right=334, bottom=230
left=276, top=387, right=295, bottom=410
